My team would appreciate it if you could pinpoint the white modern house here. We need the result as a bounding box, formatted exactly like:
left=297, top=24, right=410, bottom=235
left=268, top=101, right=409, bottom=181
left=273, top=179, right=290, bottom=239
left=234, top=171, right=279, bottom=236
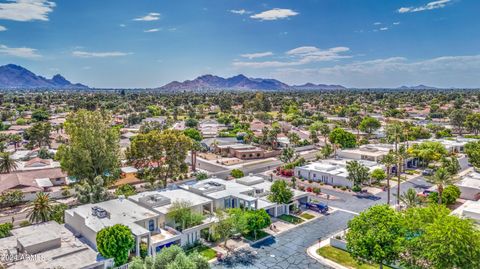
left=128, top=189, right=216, bottom=249
left=65, top=198, right=169, bottom=257
left=0, top=221, right=113, bottom=269
left=294, top=158, right=385, bottom=188
left=415, top=137, right=478, bottom=153
left=235, top=175, right=310, bottom=216
left=337, top=144, right=392, bottom=162
left=455, top=171, right=480, bottom=200
left=181, top=176, right=309, bottom=217
left=452, top=200, right=480, bottom=223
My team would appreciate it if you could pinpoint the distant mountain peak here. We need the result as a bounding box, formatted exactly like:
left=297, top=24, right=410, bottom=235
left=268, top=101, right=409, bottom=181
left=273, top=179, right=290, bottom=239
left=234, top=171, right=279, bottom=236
left=0, top=64, right=88, bottom=89
left=158, top=74, right=291, bottom=91
left=398, top=84, right=437, bottom=90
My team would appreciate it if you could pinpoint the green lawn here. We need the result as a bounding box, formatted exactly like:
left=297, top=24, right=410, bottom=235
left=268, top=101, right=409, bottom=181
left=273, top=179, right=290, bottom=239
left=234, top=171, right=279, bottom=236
left=317, top=246, right=393, bottom=269
left=185, top=244, right=217, bottom=260
left=243, top=230, right=270, bottom=242
left=279, top=214, right=304, bottom=224
left=299, top=212, right=315, bottom=220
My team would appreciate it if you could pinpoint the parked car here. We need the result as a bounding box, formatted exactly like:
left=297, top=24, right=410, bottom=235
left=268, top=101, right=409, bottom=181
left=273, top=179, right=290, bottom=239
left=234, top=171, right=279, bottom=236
left=422, top=169, right=434, bottom=176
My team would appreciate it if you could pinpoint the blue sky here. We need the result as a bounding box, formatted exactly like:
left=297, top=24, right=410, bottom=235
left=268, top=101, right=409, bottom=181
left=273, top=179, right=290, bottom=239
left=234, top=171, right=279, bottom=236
left=0, top=0, right=479, bottom=88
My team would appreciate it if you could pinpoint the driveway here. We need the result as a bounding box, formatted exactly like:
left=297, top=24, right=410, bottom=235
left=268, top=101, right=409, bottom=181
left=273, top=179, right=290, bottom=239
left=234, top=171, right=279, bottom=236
left=212, top=211, right=355, bottom=269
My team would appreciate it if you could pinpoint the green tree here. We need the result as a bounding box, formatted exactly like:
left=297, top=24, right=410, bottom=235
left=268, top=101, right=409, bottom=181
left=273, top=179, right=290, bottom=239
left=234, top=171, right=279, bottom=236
left=428, top=168, right=456, bottom=205
left=185, top=118, right=199, bottom=128
left=268, top=180, right=294, bottom=204
left=50, top=203, right=68, bottom=224
left=127, top=129, right=192, bottom=188
left=28, top=192, right=53, bottom=223
left=428, top=185, right=461, bottom=205
left=245, top=209, right=271, bottom=240
left=359, top=116, right=381, bottom=138
left=32, top=109, right=50, bottom=122
left=96, top=224, right=135, bottom=266
left=75, top=175, right=109, bottom=204
left=114, top=184, right=137, bottom=197
left=279, top=147, right=296, bottom=163
left=0, top=190, right=24, bottom=208
left=408, top=141, right=447, bottom=167
left=416, top=214, right=480, bottom=269
left=370, top=168, right=386, bottom=183
left=465, top=113, right=480, bottom=135
left=184, top=128, right=202, bottom=141
left=381, top=152, right=396, bottom=205
left=212, top=210, right=235, bottom=248
left=24, top=122, right=52, bottom=149
left=0, top=222, right=13, bottom=238
left=329, top=128, right=356, bottom=149
left=465, top=141, right=480, bottom=168
left=230, top=169, right=244, bottom=178
left=346, top=205, right=403, bottom=269
left=167, top=200, right=204, bottom=231
left=287, top=132, right=301, bottom=147
left=399, top=188, right=422, bottom=209
left=56, top=110, right=120, bottom=184
left=449, top=109, right=468, bottom=135
left=0, top=152, right=18, bottom=174
left=346, top=160, right=369, bottom=190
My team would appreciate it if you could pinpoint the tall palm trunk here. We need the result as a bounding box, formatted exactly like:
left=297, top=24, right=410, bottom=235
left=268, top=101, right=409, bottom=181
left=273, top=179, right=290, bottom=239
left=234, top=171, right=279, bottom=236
left=438, top=184, right=443, bottom=205
left=386, top=166, right=391, bottom=205
left=397, top=158, right=401, bottom=205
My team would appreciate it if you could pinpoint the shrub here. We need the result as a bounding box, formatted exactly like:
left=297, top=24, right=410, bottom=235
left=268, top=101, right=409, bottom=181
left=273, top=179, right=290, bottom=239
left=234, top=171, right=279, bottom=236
left=230, top=169, right=244, bottom=178
left=313, top=187, right=321, bottom=194
left=0, top=222, right=13, bottom=238
left=351, top=186, right=360, bottom=192
left=19, top=220, right=30, bottom=227
left=428, top=185, right=461, bottom=205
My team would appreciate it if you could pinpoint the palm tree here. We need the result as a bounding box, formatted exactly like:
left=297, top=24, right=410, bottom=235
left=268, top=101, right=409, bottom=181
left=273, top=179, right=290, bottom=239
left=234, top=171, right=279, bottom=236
left=0, top=152, right=18, bottom=174
left=429, top=168, right=456, bottom=205
left=395, top=145, right=409, bottom=205
left=399, top=188, right=421, bottom=209
left=381, top=152, right=396, bottom=205
left=28, top=192, right=53, bottom=223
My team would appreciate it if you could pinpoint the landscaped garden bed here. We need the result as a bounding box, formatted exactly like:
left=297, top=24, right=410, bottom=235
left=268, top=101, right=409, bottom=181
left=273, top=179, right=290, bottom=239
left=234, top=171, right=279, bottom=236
left=243, top=230, right=271, bottom=242
left=278, top=214, right=304, bottom=224
left=185, top=243, right=217, bottom=260
left=299, top=212, right=315, bottom=220
left=317, top=246, right=393, bottom=269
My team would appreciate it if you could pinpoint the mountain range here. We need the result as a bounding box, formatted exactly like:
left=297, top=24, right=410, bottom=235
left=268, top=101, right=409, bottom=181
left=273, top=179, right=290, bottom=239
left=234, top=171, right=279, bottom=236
left=0, top=64, right=88, bottom=89
left=397, top=85, right=438, bottom=90
left=157, top=74, right=346, bottom=91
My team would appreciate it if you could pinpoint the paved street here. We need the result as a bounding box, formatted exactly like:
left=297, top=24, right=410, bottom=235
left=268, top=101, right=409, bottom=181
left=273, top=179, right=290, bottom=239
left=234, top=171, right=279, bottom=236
left=212, top=211, right=354, bottom=269
left=213, top=173, right=435, bottom=269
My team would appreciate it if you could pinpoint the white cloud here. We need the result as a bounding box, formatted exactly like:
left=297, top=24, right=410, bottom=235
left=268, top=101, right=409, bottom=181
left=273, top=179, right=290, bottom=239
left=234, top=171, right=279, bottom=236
left=393, top=22, right=401, bottom=25
left=241, top=52, right=273, bottom=59
left=0, top=0, right=55, bottom=22
left=0, top=44, right=41, bottom=58
left=273, top=55, right=480, bottom=88
left=230, top=9, right=250, bottom=15
left=0, top=25, right=6, bottom=31
left=72, top=50, right=130, bottom=58
left=398, top=0, right=451, bottom=13
left=144, top=28, right=160, bottom=33
left=380, top=27, right=389, bottom=31
left=234, top=46, right=350, bottom=68
left=134, top=12, right=160, bottom=21
left=119, top=24, right=126, bottom=27
left=373, top=22, right=381, bottom=25
left=250, top=8, right=298, bottom=21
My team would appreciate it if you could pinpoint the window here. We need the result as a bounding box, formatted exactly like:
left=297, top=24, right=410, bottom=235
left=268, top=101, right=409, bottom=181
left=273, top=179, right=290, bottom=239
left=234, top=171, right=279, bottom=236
left=148, top=219, right=155, bottom=231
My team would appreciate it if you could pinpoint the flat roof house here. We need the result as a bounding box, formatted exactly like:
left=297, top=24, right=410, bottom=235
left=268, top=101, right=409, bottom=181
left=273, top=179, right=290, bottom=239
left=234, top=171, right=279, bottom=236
left=181, top=176, right=309, bottom=217
left=294, top=158, right=385, bottom=188
left=0, top=221, right=112, bottom=269
left=455, top=171, right=480, bottom=200
left=65, top=198, right=169, bottom=257
left=128, top=189, right=215, bottom=248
